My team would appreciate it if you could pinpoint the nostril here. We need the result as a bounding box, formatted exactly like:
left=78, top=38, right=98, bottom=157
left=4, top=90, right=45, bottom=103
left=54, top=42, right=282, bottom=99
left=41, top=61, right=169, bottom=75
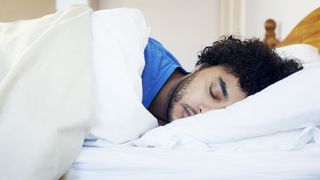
left=199, top=105, right=210, bottom=114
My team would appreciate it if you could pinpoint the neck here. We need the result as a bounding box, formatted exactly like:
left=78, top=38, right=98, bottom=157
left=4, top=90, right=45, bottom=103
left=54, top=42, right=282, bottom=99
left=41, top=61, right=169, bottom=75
left=147, top=70, right=185, bottom=123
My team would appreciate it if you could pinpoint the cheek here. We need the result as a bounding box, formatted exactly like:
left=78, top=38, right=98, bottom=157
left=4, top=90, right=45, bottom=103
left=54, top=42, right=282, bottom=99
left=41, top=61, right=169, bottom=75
left=229, top=87, right=247, bottom=102
left=172, top=77, right=208, bottom=113
left=176, top=93, right=208, bottom=114
left=179, top=92, right=198, bottom=106
left=170, top=105, right=184, bottom=120
left=183, top=86, right=207, bottom=103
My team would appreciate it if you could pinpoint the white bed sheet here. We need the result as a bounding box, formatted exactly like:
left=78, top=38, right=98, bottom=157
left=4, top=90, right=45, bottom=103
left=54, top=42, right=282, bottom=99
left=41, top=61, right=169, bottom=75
left=69, top=144, right=320, bottom=180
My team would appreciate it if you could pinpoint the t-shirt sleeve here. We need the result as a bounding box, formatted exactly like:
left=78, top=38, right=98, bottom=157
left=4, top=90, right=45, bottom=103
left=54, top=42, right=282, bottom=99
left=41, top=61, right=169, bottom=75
left=142, top=38, right=188, bottom=108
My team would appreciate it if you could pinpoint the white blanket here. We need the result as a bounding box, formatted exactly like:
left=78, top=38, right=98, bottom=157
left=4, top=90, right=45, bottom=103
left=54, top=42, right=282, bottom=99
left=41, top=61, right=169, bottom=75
left=0, top=5, right=93, bottom=179
left=89, top=8, right=157, bottom=144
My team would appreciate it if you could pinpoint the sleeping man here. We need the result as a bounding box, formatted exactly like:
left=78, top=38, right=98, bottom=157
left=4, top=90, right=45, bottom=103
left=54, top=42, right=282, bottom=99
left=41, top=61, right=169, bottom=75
left=143, top=36, right=302, bottom=125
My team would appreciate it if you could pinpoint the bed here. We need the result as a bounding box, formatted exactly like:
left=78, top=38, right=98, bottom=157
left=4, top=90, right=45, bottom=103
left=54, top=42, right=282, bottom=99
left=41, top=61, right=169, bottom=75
left=0, top=5, right=319, bottom=180
left=66, top=7, right=320, bottom=180
left=264, top=7, right=320, bottom=50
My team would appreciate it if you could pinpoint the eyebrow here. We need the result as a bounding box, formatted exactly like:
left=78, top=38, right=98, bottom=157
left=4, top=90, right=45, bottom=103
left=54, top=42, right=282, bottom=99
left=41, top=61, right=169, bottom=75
left=219, top=76, right=228, bottom=99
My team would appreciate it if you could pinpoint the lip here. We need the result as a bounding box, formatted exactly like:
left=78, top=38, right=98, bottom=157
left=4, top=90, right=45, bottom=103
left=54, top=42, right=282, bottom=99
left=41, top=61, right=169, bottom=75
left=183, top=106, right=195, bottom=118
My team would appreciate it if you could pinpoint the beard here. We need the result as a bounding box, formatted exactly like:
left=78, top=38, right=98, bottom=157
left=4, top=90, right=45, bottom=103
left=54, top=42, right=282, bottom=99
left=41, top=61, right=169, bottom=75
left=166, top=71, right=199, bottom=121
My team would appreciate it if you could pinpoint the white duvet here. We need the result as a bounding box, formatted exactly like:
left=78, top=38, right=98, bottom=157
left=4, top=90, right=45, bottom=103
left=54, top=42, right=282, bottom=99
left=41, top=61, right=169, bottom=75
left=0, top=6, right=93, bottom=179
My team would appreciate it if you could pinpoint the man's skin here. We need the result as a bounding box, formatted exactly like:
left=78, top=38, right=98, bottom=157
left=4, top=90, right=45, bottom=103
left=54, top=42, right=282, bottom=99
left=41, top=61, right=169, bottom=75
left=148, top=65, right=247, bottom=125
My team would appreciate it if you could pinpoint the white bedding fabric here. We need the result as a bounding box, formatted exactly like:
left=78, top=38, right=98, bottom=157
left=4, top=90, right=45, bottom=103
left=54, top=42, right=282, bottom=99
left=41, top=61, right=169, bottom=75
left=69, top=144, right=320, bottom=180
left=89, top=8, right=157, bottom=144
left=276, top=44, right=320, bottom=64
left=0, top=5, right=93, bottom=180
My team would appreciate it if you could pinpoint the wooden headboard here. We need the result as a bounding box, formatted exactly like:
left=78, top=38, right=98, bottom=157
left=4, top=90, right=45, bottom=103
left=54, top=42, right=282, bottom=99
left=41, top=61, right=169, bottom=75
left=264, top=7, right=320, bottom=51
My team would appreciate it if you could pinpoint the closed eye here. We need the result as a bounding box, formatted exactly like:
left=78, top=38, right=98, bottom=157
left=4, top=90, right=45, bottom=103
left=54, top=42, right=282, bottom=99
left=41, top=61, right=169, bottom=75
left=209, top=84, right=220, bottom=100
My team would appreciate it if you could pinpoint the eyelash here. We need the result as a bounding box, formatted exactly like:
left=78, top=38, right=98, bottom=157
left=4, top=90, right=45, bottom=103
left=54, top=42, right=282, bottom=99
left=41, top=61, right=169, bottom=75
left=209, top=85, right=218, bottom=100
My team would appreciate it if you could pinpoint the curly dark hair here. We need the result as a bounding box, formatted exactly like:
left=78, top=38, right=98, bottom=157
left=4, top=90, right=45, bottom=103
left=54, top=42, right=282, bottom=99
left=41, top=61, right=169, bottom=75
left=196, top=36, right=303, bottom=96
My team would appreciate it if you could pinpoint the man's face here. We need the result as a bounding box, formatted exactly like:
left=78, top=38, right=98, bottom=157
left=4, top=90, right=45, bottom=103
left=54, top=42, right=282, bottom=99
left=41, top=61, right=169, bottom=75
left=167, top=65, right=246, bottom=121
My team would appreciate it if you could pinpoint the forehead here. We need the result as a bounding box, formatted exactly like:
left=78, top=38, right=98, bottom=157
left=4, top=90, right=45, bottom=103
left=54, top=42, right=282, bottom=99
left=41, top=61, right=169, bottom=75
left=198, top=65, right=236, bottom=79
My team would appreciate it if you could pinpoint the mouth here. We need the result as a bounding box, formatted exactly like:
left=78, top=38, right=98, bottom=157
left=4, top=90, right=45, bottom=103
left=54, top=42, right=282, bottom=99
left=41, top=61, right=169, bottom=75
left=182, top=105, right=196, bottom=118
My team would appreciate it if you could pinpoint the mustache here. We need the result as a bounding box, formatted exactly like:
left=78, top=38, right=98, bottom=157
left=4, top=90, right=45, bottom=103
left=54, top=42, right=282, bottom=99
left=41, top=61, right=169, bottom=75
left=182, top=104, right=197, bottom=117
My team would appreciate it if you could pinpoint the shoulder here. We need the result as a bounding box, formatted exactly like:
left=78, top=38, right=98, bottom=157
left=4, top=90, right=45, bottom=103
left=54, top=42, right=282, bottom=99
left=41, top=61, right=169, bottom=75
left=145, top=37, right=165, bottom=55
left=144, top=37, right=182, bottom=67
left=147, top=37, right=163, bottom=47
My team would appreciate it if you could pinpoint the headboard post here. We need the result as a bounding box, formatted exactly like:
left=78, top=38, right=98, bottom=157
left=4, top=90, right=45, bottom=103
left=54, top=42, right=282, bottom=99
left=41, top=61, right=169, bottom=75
left=263, top=19, right=280, bottom=48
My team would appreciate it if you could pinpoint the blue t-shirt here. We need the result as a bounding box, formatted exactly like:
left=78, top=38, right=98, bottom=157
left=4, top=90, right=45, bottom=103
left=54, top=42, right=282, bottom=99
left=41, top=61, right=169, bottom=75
left=142, top=38, right=188, bottom=108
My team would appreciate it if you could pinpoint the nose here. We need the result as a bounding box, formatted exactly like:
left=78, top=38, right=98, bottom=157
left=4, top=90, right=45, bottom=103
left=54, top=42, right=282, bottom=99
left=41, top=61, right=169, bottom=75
left=198, top=104, right=212, bottom=114
left=198, top=101, right=223, bottom=113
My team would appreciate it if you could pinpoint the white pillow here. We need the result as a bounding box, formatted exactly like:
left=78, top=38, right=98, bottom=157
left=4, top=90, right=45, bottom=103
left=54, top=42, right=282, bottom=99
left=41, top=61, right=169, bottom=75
left=136, top=63, right=320, bottom=144
left=0, top=5, right=93, bottom=179
left=276, top=44, right=320, bottom=64
left=89, top=8, right=158, bottom=144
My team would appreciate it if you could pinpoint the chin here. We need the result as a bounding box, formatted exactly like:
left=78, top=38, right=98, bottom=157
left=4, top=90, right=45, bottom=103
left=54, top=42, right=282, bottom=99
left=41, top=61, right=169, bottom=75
left=171, top=116, right=179, bottom=121
left=169, top=110, right=183, bottom=121
left=168, top=112, right=179, bottom=121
